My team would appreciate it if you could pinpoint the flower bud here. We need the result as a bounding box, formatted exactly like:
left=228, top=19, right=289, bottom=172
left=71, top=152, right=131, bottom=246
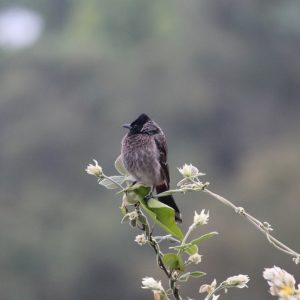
left=135, top=234, right=146, bottom=246
left=128, top=211, right=138, bottom=221
left=263, top=266, right=297, bottom=298
left=142, top=277, right=164, bottom=293
left=85, top=159, right=103, bottom=177
left=224, top=274, right=249, bottom=288
left=193, top=210, right=209, bottom=226
left=178, top=164, right=205, bottom=178
left=124, top=191, right=139, bottom=205
left=188, top=253, right=202, bottom=264
left=199, top=279, right=217, bottom=294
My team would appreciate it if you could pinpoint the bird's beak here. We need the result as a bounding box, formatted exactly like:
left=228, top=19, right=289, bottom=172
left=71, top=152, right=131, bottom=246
left=122, top=123, right=131, bottom=129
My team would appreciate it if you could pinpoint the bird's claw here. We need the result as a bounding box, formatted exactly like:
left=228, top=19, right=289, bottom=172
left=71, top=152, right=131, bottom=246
left=144, top=192, right=154, bottom=203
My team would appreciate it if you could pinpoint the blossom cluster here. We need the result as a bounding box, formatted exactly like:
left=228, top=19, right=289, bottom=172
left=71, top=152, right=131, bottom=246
left=263, top=266, right=300, bottom=300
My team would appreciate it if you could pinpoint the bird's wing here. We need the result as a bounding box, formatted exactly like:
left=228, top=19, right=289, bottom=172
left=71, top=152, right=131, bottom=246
left=154, top=133, right=170, bottom=187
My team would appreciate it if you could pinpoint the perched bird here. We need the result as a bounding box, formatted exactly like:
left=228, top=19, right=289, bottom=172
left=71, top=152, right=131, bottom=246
left=121, top=113, right=182, bottom=223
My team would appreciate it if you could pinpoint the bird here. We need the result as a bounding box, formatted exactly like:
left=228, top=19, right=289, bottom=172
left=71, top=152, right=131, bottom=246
left=121, top=113, right=182, bottom=223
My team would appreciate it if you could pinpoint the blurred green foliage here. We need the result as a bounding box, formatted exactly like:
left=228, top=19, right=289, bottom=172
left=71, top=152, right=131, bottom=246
left=0, top=1, right=300, bottom=300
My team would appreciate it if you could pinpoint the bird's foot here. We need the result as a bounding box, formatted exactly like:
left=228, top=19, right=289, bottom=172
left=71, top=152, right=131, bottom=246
left=129, top=181, right=137, bottom=187
left=144, top=192, right=154, bottom=203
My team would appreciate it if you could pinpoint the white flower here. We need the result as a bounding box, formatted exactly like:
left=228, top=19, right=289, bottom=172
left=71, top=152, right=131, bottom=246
left=178, top=164, right=204, bottom=178
left=199, top=284, right=210, bottom=294
left=193, top=210, right=209, bottom=226
left=85, top=159, right=103, bottom=177
left=142, top=277, right=164, bottom=292
left=211, top=295, right=220, bottom=300
left=263, top=266, right=297, bottom=299
left=128, top=211, right=138, bottom=221
left=199, top=279, right=217, bottom=294
left=287, top=296, right=300, bottom=300
left=135, top=234, right=146, bottom=246
left=224, top=274, right=250, bottom=288
left=188, top=253, right=202, bottom=264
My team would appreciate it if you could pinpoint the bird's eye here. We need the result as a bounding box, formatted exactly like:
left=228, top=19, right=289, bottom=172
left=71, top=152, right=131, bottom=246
left=131, top=124, right=141, bottom=133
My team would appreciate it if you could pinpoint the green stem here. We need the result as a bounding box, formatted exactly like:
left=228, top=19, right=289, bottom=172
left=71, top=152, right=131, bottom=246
left=182, top=223, right=196, bottom=245
left=176, top=223, right=196, bottom=257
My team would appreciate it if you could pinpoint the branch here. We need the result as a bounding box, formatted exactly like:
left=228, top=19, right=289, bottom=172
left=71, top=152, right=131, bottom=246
left=203, top=188, right=300, bottom=262
left=156, top=164, right=300, bottom=265
left=136, top=205, right=182, bottom=299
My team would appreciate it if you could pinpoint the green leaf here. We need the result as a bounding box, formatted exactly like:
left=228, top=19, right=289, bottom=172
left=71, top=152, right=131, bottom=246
left=126, top=183, right=150, bottom=195
left=119, top=206, right=127, bottom=215
left=126, top=185, right=184, bottom=240
left=114, top=155, right=128, bottom=175
left=171, top=232, right=218, bottom=254
left=144, top=198, right=184, bottom=240
left=138, top=214, right=147, bottom=225
left=98, top=176, right=125, bottom=189
left=130, top=219, right=137, bottom=228
left=184, top=244, right=198, bottom=255
left=178, top=271, right=206, bottom=282
left=155, top=189, right=181, bottom=197
left=178, top=272, right=190, bottom=282
left=190, top=271, right=206, bottom=278
left=170, top=243, right=198, bottom=255
left=170, top=243, right=193, bottom=251
left=190, top=232, right=218, bottom=246
left=121, top=191, right=140, bottom=204
left=162, top=253, right=185, bottom=271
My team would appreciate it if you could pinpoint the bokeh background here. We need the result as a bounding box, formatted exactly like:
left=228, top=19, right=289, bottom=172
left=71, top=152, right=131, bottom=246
left=0, top=1, right=300, bottom=299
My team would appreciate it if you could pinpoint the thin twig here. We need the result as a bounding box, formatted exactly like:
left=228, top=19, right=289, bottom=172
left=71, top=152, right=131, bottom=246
left=135, top=205, right=182, bottom=299
left=203, top=188, right=300, bottom=261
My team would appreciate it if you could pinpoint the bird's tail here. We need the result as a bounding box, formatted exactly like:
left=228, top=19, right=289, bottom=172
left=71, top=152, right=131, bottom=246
left=155, top=184, right=182, bottom=223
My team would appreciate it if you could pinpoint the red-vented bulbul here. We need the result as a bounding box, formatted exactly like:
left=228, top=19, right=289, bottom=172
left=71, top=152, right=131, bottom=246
left=121, top=113, right=182, bottom=223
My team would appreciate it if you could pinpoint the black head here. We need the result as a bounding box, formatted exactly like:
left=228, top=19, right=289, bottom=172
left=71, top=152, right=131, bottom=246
left=123, top=113, right=160, bottom=135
